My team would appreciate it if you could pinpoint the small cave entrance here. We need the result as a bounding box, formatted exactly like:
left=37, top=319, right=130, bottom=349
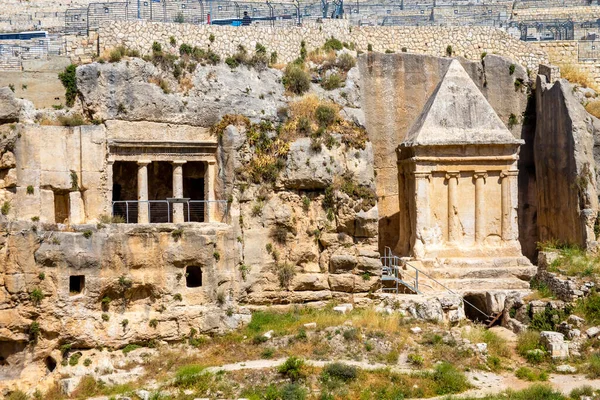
left=463, top=293, right=490, bottom=323
left=69, top=275, right=85, bottom=295
left=45, top=356, right=56, bottom=372
left=186, top=266, right=203, bottom=288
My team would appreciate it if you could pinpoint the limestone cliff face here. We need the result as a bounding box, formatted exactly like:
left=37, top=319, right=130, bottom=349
left=77, top=60, right=287, bottom=126
left=0, top=54, right=380, bottom=386
left=534, top=76, right=600, bottom=249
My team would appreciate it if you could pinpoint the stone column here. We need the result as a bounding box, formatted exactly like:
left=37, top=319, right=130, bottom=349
left=412, top=171, right=431, bottom=258
left=106, top=160, right=115, bottom=217
left=500, top=170, right=519, bottom=241
left=474, top=171, right=487, bottom=244
left=172, top=160, right=187, bottom=223
left=446, top=172, right=460, bottom=243
left=137, top=160, right=151, bottom=224
left=205, top=160, right=216, bottom=222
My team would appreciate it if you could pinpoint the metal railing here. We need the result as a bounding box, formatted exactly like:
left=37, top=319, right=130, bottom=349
left=111, top=199, right=229, bottom=224
left=380, top=247, right=491, bottom=319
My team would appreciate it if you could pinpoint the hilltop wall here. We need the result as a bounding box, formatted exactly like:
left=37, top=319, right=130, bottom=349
left=97, top=20, right=549, bottom=71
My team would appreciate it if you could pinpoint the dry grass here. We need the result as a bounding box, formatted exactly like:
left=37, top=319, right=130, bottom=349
left=179, top=75, right=194, bottom=94
left=559, top=64, right=598, bottom=91
left=585, top=100, right=600, bottom=119
left=306, top=48, right=337, bottom=65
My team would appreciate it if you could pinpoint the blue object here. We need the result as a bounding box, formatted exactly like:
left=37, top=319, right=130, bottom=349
left=231, top=20, right=242, bottom=26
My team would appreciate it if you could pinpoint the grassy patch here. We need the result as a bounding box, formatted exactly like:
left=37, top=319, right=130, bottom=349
left=515, top=366, right=548, bottom=381
left=542, top=245, right=600, bottom=277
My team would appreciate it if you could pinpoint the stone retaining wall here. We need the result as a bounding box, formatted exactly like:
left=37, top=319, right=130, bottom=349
left=531, top=41, right=600, bottom=85
left=98, top=19, right=548, bottom=71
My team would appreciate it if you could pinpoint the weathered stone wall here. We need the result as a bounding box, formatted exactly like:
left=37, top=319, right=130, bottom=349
left=97, top=20, right=548, bottom=71
left=531, top=41, right=600, bottom=86
left=534, top=76, right=600, bottom=249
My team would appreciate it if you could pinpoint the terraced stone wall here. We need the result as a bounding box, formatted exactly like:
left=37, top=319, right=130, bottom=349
left=98, top=19, right=549, bottom=71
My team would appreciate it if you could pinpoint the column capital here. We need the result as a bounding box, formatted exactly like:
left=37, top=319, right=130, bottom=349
left=413, top=171, right=431, bottom=180
left=473, top=171, right=488, bottom=181
left=445, top=171, right=460, bottom=181
left=500, top=170, right=518, bottom=178
left=137, top=160, right=152, bottom=166
left=172, top=160, right=187, bottom=166
left=107, top=159, right=115, bottom=165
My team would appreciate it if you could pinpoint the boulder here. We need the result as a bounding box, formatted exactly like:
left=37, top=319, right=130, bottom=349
left=586, top=326, right=600, bottom=338
left=540, top=331, right=569, bottom=359
left=0, top=87, right=20, bottom=123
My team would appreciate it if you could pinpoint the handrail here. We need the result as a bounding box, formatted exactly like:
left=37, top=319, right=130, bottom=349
left=381, top=247, right=490, bottom=319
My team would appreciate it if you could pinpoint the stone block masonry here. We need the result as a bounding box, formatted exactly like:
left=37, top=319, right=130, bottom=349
left=98, top=19, right=548, bottom=72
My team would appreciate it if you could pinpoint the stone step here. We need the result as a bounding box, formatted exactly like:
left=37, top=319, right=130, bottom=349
left=422, top=266, right=537, bottom=280
left=417, top=277, right=531, bottom=293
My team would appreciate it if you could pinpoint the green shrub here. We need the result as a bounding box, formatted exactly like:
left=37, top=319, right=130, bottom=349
left=225, top=56, right=239, bottom=69
left=446, top=45, right=453, bottom=56
left=277, top=263, right=296, bottom=288
left=174, top=364, right=205, bottom=388
left=517, top=330, right=544, bottom=358
left=101, top=313, right=109, bottom=322
left=152, top=41, right=162, bottom=53
left=322, top=362, right=357, bottom=382
left=336, top=53, right=356, bottom=71
left=58, top=113, right=86, bottom=127
left=283, top=64, right=310, bottom=95
left=432, top=362, right=470, bottom=395
left=278, top=356, right=305, bottom=382
left=323, top=37, right=343, bottom=52
left=261, top=347, right=275, bottom=358
left=26, top=185, right=34, bottom=195
left=122, top=344, right=142, bottom=355
left=179, top=43, right=193, bottom=56
left=121, top=319, right=129, bottom=328
left=174, top=293, right=182, bottom=301
left=109, top=48, right=122, bottom=62
left=69, top=352, right=81, bottom=366
left=315, top=104, right=337, bottom=127
left=58, top=64, right=78, bottom=107
left=213, top=251, right=221, bottom=261
left=6, top=390, right=28, bottom=400
left=509, top=64, right=516, bottom=75
left=171, top=228, right=183, bottom=240
left=515, top=366, right=548, bottom=381
left=280, top=383, right=307, bottom=400
left=570, top=385, right=595, bottom=399
left=1, top=201, right=10, bottom=215
left=321, top=73, right=343, bottom=90
left=343, top=327, right=359, bottom=341
left=149, top=319, right=158, bottom=328
left=407, top=353, right=424, bottom=366
left=83, top=358, right=92, bottom=367
left=587, top=353, right=600, bottom=378
left=576, top=292, right=600, bottom=324
left=29, top=321, right=40, bottom=343
left=30, top=288, right=44, bottom=305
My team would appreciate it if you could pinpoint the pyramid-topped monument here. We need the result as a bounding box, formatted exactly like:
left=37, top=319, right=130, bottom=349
left=396, top=60, right=535, bottom=291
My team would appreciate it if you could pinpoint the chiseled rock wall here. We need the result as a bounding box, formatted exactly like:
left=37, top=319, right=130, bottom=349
left=98, top=20, right=548, bottom=71
left=534, top=76, right=600, bottom=249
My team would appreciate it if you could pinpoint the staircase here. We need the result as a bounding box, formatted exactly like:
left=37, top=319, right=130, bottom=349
left=380, top=247, right=514, bottom=325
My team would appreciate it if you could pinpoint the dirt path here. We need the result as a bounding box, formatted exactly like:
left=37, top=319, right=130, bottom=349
left=206, top=358, right=600, bottom=399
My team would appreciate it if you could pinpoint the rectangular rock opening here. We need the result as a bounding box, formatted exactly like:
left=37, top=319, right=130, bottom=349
left=53, top=191, right=69, bottom=224
left=69, top=275, right=85, bottom=295
left=112, top=161, right=138, bottom=222
left=185, top=265, right=203, bottom=288
left=183, top=161, right=205, bottom=222
left=148, top=161, right=173, bottom=223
